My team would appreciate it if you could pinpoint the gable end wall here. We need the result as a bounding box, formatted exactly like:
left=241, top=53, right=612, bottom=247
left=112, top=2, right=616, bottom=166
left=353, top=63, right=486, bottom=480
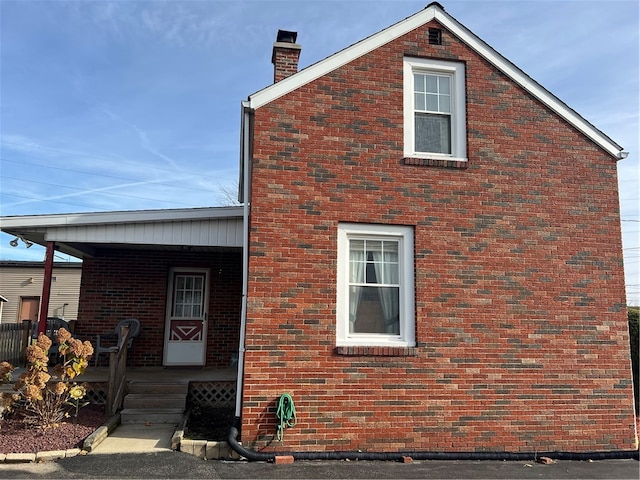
left=243, top=20, right=636, bottom=453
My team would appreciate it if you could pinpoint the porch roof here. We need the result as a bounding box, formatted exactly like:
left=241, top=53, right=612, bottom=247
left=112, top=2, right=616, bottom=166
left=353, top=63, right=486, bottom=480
left=0, top=206, right=243, bottom=259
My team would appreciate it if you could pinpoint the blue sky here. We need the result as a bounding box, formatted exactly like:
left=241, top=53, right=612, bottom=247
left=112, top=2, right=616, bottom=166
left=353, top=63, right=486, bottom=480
left=0, top=0, right=638, bottom=304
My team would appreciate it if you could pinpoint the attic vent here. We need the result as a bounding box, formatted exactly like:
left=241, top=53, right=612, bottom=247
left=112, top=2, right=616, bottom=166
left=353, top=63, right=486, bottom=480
left=428, top=28, right=442, bottom=45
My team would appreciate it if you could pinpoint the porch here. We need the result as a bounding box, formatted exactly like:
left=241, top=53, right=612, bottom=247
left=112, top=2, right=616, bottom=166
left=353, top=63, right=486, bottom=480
left=0, top=206, right=245, bottom=371
left=82, top=366, right=238, bottom=410
left=4, top=366, right=239, bottom=410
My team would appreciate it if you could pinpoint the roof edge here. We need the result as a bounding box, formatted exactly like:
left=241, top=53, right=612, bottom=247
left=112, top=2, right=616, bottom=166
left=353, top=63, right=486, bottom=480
left=247, top=3, right=622, bottom=158
left=0, top=206, right=244, bottom=229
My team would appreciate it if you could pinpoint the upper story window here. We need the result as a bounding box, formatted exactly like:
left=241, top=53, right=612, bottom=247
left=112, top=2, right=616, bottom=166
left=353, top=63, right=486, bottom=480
left=336, top=223, right=415, bottom=347
left=403, top=57, right=466, bottom=161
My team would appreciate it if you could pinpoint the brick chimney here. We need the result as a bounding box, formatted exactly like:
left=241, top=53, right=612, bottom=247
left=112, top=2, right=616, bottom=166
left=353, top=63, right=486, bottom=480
left=271, top=30, right=301, bottom=83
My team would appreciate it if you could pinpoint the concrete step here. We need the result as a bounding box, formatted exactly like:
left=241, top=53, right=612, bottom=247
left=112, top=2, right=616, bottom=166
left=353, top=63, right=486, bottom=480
left=120, top=408, right=185, bottom=424
left=127, top=382, right=188, bottom=395
left=123, top=393, right=186, bottom=410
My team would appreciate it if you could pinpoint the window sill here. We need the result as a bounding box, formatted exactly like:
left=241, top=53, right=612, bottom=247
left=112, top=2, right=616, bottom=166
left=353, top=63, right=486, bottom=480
left=334, top=346, right=418, bottom=357
left=403, top=156, right=469, bottom=169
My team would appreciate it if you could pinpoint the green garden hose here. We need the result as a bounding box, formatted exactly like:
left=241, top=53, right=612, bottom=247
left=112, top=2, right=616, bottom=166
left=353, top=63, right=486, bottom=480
left=275, top=393, right=297, bottom=441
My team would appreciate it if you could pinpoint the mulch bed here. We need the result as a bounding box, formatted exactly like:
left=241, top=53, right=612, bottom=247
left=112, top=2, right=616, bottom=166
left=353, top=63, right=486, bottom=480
left=0, top=404, right=109, bottom=454
left=183, top=406, right=235, bottom=441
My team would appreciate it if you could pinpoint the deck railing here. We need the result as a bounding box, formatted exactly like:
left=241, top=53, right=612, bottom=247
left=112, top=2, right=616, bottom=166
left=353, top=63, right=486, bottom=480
left=106, top=325, right=130, bottom=416
left=0, top=320, right=34, bottom=366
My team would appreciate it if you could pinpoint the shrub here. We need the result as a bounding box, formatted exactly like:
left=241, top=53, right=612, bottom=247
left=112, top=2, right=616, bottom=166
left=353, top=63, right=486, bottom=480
left=0, top=360, right=15, bottom=421
left=1, top=328, right=93, bottom=428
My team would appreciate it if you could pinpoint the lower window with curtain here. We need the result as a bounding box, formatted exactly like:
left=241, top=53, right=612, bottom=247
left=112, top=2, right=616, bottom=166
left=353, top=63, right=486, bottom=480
left=336, top=223, right=415, bottom=347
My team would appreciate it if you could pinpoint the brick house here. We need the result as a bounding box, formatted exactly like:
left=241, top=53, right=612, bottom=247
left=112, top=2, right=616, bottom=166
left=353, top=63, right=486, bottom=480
left=1, top=2, right=636, bottom=455
left=236, top=2, right=636, bottom=454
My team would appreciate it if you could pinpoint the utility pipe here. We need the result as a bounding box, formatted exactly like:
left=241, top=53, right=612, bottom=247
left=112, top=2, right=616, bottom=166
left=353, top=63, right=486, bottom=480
left=227, top=427, right=639, bottom=462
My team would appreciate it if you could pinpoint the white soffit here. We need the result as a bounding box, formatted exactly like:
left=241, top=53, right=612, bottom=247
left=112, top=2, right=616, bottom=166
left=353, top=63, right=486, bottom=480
left=247, top=3, right=622, bottom=158
left=0, top=207, right=244, bottom=248
left=44, top=218, right=243, bottom=248
left=0, top=206, right=243, bottom=228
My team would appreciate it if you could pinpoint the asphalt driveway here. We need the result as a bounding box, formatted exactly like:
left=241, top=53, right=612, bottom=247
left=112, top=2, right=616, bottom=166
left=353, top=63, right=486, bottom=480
left=0, top=452, right=637, bottom=479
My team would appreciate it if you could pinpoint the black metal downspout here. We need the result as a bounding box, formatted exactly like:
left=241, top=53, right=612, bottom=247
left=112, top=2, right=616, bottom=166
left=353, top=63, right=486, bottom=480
left=228, top=427, right=639, bottom=462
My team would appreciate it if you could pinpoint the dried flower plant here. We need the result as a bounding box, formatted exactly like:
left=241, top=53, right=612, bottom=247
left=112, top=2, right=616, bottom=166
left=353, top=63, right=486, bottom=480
left=2, top=329, right=93, bottom=428
left=0, top=361, right=16, bottom=422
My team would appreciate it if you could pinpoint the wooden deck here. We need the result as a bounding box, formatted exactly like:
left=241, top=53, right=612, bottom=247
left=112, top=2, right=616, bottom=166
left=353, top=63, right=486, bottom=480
left=5, top=366, right=238, bottom=384
left=80, top=366, right=238, bottom=383
left=3, top=366, right=239, bottom=408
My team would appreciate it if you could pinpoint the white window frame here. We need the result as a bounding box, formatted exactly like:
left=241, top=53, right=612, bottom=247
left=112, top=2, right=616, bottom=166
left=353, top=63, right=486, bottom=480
left=336, top=223, right=415, bottom=347
left=403, top=57, right=467, bottom=161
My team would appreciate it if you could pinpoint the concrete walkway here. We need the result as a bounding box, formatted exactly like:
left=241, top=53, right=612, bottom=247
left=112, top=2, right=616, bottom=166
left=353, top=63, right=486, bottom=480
left=89, top=424, right=176, bottom=454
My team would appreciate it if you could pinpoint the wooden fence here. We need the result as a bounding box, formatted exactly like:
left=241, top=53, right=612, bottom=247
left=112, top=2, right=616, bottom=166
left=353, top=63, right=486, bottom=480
left=0, top=320, right=34, bottom=366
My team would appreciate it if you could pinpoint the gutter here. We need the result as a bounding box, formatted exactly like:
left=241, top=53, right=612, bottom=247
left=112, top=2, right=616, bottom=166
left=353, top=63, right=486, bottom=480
left=234, top=102, right=253, bottom=426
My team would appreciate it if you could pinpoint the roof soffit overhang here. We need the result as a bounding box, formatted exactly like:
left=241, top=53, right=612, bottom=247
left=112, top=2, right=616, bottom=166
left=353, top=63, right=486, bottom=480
left=245, top=3, right=622, bottom=158
left=0, top=206, right=243, bottom=229
left=0, top=206, right=244, bottom=258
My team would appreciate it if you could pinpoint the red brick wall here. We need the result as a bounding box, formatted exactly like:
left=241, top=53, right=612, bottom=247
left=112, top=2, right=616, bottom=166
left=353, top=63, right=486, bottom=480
left=242, top=21, right=637, bottom=453
left=273, top=45, right=301, bottom=83
left=76, top=249, right=242, bottom=368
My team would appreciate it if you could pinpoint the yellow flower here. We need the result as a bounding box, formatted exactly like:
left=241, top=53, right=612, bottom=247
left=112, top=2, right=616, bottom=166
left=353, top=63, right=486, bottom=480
left=69, top=385, right=86, bottom=400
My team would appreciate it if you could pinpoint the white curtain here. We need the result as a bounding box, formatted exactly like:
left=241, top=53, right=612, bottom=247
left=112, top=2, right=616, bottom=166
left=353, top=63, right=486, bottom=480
left=371, top=249, right=400, bottom=334
left=348, top=246, right=365, bottom=333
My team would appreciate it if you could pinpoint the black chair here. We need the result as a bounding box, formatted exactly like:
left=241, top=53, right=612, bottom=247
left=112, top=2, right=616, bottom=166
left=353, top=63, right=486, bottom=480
left=33, top=317, right=70, bottom=363
left=94, top=318, right=141, bottom=367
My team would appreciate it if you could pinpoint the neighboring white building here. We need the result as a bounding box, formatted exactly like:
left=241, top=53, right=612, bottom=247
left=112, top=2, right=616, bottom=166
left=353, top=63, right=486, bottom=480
left=0, top=261, right=82, bottom=324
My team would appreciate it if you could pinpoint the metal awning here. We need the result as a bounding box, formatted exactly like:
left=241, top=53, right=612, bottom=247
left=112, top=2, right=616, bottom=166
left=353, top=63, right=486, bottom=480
left=0, top=206, right=244, bottom=259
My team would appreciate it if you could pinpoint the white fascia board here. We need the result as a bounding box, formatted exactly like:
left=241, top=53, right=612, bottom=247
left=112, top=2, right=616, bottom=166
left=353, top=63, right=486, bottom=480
left=431, top=10, right=623, bottom=158
left=0, top=206, right=244, bottom=229
left=247, top=4, right=622, bottom=158
left=248, top=6, right=439, bottom=110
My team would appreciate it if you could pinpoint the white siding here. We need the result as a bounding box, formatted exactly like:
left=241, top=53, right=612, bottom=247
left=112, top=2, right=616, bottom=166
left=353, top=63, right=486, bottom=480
left=45, top=218, right=243, bottom=247
left=0, top=264, right=81, bottom=324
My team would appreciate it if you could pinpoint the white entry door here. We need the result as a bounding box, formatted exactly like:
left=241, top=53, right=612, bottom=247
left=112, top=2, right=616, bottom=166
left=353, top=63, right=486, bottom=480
left=163, top=268, right=209, bottom=366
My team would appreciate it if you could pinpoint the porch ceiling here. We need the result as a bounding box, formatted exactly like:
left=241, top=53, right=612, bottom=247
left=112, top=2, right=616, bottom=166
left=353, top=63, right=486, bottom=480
left=1, top=206, right=244, bottom=259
